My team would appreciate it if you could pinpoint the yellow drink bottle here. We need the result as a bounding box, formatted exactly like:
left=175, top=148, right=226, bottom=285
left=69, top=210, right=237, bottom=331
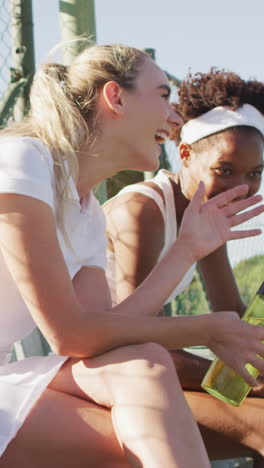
left=201, top=282, right=264, bottom=406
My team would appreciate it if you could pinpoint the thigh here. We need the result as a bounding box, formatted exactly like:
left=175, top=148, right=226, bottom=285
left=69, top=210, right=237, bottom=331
left=0, top=388, right=129, bottom=468
left=185, top=391, right=260, bottom=460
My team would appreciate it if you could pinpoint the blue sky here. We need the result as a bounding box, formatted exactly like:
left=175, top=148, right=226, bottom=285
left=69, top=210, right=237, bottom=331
left=32, top=0, right=264, bottom=83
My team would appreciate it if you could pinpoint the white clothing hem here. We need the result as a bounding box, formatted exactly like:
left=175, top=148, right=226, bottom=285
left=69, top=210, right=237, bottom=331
left=0, top=354, right=67, bottom=456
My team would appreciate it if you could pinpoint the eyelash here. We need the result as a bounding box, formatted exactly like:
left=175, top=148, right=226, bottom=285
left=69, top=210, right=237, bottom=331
left=214, top=168, right=263, bottom=178
left=249, top=170, right=263, bottom=177
left=214, top=168, right=231, bottom=175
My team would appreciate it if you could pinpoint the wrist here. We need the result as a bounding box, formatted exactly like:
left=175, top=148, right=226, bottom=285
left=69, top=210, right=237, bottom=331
left=172, top=237, right=197, bottom=266
left=198, top=313, right=219, bottom=349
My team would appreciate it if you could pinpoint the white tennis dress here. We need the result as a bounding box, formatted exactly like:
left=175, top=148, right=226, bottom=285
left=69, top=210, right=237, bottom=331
left=105, top=169, right=196, bottom=306
left=0, top=137, right=107, bottom=455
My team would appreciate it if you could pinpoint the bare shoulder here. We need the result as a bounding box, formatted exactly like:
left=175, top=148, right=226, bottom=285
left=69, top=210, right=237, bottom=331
left=103, top=185, right=165, bottom=240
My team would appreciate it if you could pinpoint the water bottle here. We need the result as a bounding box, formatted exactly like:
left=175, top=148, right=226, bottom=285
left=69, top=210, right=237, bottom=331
left=201, top=282, right=264, bottom=406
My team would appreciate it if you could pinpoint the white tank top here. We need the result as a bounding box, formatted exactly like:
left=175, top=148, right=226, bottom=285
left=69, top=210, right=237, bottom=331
left=106, top=170, right=196, bottom=305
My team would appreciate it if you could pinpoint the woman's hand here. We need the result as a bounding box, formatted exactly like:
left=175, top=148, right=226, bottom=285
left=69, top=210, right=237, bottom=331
left=178, top=182, right=264, bottom=262
left=207, top=312, right=264, bottom=387
left=249, top=376, right=264, bottom=397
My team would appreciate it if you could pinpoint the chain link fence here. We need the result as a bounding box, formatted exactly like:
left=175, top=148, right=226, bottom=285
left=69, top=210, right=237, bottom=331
left=0, top=0, right=11, bottom=96
left=0, top=0, right=13, bottom=124
left=0, top=0, right=35, bottom=127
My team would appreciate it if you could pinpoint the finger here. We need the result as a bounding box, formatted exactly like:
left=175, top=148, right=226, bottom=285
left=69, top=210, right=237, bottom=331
left=230, top=205, right=264, bottom=226
left=237, top=365, right=259, bottom=387
left=253, top=342, right=264, bottom=359
left=252, top=378, right=264, bottom=391
left=188, top=181, right=205, bottom=210
left=213, top=185, right=250, bottom=207
left=230, top=228, right=262, bottom=240
left=248, top=355, right=264, bottom=375
left=223, top=194, right=264, bottom=217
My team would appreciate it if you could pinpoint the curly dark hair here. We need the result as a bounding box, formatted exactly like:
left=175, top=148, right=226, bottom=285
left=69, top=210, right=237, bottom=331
left=176, top=68, right=264, bottom=122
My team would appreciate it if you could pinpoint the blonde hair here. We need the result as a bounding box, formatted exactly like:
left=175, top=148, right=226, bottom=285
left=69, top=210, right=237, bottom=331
left=0, top=43, right=148, bottom=230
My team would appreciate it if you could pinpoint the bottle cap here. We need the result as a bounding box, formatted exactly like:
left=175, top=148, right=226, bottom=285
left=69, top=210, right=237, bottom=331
left=257, top=282, right=264, bottom=295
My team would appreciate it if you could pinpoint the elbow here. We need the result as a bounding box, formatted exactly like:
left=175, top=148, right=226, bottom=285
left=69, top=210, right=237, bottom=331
left=49, top=337, right=69, bottom=357
left=48, top=334, right=99, bottom=359
left=46, top=316, right=115, bottom=358
left=48, top=331, right=74, bottom=357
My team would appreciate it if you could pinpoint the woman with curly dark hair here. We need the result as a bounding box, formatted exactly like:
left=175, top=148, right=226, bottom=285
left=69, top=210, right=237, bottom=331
left=104, top=68, right=264, bottom=466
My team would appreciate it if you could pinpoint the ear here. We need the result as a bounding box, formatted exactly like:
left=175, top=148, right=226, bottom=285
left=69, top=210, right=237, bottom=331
left=102, top=81, right=125, bottom=116
left=179, top=142, right=192, bottom=167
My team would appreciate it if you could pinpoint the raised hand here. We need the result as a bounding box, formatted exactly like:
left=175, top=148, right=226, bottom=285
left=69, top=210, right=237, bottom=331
left=178, top=182, right=264, bottom=262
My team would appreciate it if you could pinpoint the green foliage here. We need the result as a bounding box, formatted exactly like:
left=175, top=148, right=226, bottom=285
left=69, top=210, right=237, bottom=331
left=233, top=255, right=264, bottom=306
left=169, top=255, right=264, bottom=316
left=106, top=170, right=144, bottom=199
left=170, top=271, right=211, bottom=316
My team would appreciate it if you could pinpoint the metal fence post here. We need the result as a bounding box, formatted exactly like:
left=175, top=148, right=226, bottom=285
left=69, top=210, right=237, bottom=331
left=11, top=0, right=35, bottom=121
left=59, top=0, right=96, bottom=64
left=58, top=0, right=108, bottom=203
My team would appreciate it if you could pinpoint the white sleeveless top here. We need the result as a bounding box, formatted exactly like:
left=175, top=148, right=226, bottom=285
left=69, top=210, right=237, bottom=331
left=106, top=170, right=196, bottom=305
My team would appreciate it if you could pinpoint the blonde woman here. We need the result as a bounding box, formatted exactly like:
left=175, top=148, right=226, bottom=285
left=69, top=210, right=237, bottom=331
left=0, top=46, right=263, bottom=468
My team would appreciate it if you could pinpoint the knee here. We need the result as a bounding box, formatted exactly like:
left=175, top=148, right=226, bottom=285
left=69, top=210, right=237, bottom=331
left=122, top=342, right=175, bottom=377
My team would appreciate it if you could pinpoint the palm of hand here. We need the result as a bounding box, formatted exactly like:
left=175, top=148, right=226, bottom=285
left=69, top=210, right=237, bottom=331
left=178, top=182, right=264, bottom=262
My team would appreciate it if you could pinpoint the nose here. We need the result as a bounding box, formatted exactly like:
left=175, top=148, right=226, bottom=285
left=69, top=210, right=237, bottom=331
left=168, top=107, right=183, bottom=140
left=169, top=106, right=183, bottom=126
left=224, top=176, right=250, bottom=200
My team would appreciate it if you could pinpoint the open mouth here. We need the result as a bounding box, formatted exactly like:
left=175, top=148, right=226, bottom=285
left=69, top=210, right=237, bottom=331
left=155, top=130, right=168, bottom=144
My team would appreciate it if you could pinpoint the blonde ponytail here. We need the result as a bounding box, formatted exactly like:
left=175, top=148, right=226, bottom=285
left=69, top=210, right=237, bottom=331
left=0, top=43, right=148, bottom=232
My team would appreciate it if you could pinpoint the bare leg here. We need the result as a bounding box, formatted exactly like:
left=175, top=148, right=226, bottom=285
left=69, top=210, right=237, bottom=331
left=185, top=391, right=264, bottom=466
left=169, top=348, right=264, bottom=465
left=49, top=343, right=210, bottom=468
left=2, top=388, right=262, bottom=468
left=4, top=354, right=263, bottom=467
left=0, top=387, right=128, bottom=468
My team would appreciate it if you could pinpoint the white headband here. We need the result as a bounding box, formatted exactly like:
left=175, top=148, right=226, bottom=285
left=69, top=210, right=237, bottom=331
left=180, top=104, right=264, bottom=144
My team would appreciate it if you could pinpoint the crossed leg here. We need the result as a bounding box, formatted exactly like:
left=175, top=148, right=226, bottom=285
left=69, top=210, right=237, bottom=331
left=0, top=343, right=210, bottom=468
left=2, top=350, right=264, bottom=467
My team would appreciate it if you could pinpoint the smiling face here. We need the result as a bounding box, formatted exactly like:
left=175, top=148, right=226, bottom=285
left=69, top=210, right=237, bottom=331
left=118, top=57, right=180, bottom=171
left=179, top=127, right=264, bottom=201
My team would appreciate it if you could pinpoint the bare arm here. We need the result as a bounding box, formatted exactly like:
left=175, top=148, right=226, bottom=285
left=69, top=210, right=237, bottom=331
left=106, top=190, right=211, bottom=390
left=104, top=183, right=264, bottom=387
left=198, top=244, right=246, bottom=317
left=104, top=189, right=165, bottom=305
left=197, top=243, right=264, bottom=394
left=0, top=193, right=212, bottom=352
left=0, top=193, right=207, bottom=351
left=2, top=186, right=264, bottom=387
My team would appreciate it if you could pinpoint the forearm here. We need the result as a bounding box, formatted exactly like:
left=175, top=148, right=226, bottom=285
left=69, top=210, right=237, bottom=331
left=115, top=238, right=195, bottom=317
left=56, top=310, right=215, bottom=358
left=198, top=245, right=246, bottom=317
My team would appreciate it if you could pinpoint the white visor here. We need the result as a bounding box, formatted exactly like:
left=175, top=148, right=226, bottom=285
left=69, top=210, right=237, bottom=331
left=180, top=104, right=264, bottom=144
